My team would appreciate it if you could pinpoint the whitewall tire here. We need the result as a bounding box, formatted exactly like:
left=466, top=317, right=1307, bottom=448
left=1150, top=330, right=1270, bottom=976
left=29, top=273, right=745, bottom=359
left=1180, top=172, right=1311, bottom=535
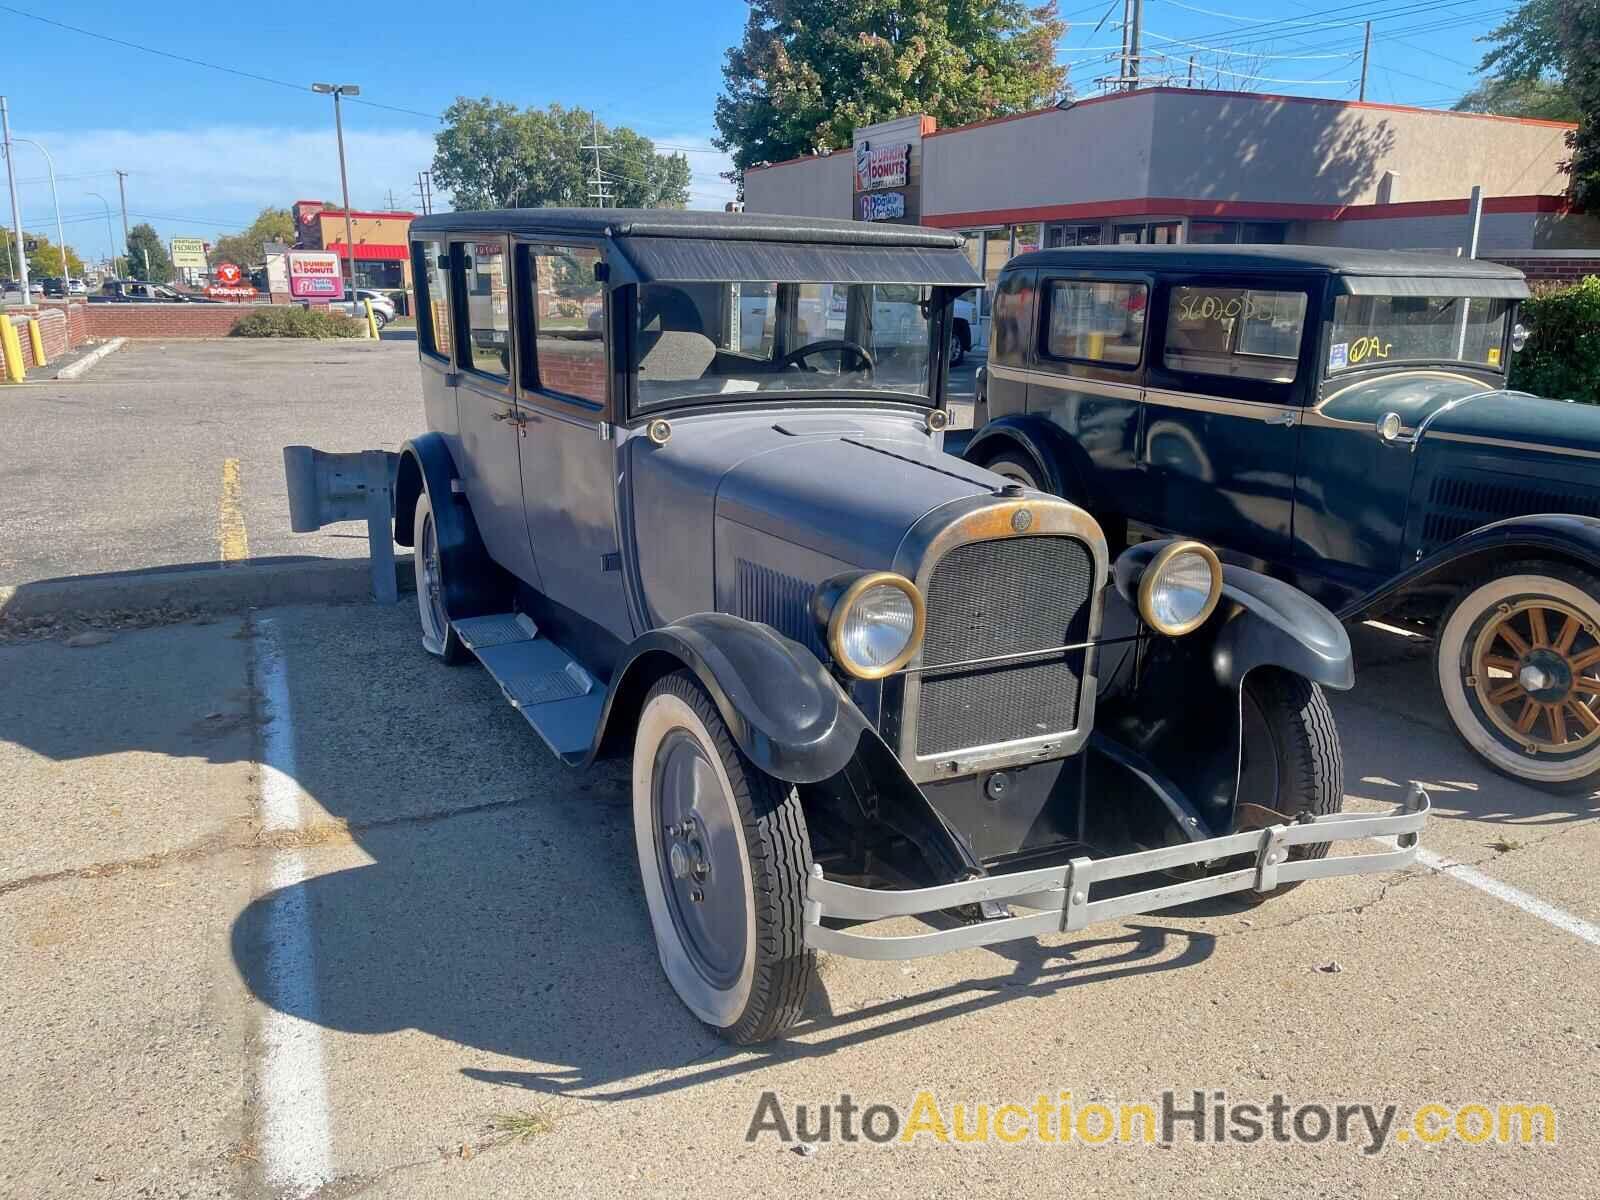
left=413, top=491, right=468, bottom=664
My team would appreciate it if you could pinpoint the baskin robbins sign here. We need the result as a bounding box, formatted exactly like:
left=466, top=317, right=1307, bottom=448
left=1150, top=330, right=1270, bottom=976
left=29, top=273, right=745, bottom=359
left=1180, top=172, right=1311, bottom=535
left=287, top=250, right=343, bottom=299
left=859, top=192, right=907, bottom=222
left=854, top=141, right=910, bottom=191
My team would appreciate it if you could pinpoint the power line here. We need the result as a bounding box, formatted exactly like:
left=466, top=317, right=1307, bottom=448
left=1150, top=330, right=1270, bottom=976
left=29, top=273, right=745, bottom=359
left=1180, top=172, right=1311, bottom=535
left=1143, top=28, right=1359, bottom=59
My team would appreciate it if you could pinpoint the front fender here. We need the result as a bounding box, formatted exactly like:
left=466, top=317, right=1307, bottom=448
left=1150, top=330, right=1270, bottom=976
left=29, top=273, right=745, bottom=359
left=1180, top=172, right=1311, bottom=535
left=1115, top=540, right=1354, bottom=692
left=590, top=612, right=870, bottom=785
left=1342, top=513, right=1600, bottom=621
left=963, top=415, right=1091, bottom=504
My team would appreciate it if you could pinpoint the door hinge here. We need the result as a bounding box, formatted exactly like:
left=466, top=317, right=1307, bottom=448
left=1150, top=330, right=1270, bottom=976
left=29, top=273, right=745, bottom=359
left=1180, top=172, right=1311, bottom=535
left=601, top=552, right=622, bottom=573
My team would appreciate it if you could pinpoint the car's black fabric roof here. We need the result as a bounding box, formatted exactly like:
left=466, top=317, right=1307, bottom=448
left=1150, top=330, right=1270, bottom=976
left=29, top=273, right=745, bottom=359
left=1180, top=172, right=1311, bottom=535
left=410, top=207, right=965, bottom=249
left=1007, top=243, right=1526, bottom=280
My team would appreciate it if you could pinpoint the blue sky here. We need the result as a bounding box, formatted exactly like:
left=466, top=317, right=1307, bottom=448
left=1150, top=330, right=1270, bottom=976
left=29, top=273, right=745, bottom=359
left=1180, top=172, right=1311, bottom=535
left=7, top=0, right=1504, bottom=267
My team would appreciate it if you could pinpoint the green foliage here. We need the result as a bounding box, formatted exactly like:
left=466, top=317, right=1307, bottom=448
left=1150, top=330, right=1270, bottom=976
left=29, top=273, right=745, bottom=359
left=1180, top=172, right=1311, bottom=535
left=713, top=0, right=1068, bottom=181
left=0, top=229, right=86, bottom=279
left=1475, top=0, right=1600, bottom=207
left=209, top=207, right=297, bottom=270
left=126, top=223, right=174, bottom=283
left=432, top=99, right=691, bottom=210
left=1508, top=275, right=1600, bottom=405
left=229, top=306, right=363, bottom=339
left=1453, top=76, right=1578, bottom=122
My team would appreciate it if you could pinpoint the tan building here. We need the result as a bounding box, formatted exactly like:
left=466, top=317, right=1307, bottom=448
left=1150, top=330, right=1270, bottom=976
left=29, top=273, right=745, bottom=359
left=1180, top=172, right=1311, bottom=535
left=293, top=200, right=414, bottom=290
left=745, top=87, right=1600, bottom=295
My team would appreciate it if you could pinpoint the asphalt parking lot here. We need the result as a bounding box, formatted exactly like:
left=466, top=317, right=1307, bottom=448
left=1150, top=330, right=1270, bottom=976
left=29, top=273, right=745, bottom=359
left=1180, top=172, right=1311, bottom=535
left=1, top=339, right=1596, bottom=1197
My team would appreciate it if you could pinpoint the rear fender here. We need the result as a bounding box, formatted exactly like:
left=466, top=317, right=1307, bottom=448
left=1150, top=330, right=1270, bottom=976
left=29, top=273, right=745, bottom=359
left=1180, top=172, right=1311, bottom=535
left=395, top=433, right=509, bottom=620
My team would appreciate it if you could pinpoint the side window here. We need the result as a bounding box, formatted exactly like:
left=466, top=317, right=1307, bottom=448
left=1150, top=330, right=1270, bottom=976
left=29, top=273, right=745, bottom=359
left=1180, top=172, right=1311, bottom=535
left=462, top=240, right=511, bottom=380
left=989, top=270, right=1035, bottom=367
left=528, top=244, right=606, bottom=405
left=1162, top=286, right=1307, bottom=384
left=1043, top=279, right=1146, bottom=366
left=415, top=239, right=453, bottom=362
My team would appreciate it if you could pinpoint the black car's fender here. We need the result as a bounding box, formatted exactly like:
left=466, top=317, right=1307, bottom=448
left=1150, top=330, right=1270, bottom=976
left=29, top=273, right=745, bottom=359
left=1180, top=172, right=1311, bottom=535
left=393, top=433, right=509, bottom=621
left=1340, top=513, right=1600, bottom=622
left=961, top=415, right=1096, bottom=508
left=589, top=612, right=871, bottom=785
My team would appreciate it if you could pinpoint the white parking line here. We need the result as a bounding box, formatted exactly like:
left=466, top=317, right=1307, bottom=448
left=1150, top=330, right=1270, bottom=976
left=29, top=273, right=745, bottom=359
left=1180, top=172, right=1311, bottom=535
left=1414, top=846, right=1600, bottom=949
left=254, top=618, right=333, bottom=1196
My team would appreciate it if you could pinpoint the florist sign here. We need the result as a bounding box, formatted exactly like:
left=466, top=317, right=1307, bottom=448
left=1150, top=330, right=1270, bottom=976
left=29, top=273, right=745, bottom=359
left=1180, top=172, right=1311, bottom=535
left=288, top=250, right=342, bottom=299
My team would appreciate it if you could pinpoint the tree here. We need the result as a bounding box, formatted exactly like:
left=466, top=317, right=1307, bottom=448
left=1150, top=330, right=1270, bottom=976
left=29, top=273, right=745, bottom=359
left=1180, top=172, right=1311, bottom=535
left=208, top=206, right=296, bottom=270
left=0, top=229, right=85, bottom=278
left=713, top=0, right=1068, bottom=182
left=126, top=223, right=174, bottom=283
left=1453, top=76, right=1577, bottom=122
left=1474, top=0, right=1600, bottom=206
left=432, top=98, right=691, bottom=210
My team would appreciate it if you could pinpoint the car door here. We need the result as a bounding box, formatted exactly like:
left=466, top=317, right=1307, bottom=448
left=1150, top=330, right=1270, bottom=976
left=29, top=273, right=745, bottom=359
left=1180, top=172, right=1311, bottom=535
left=1026, top=271, right=1153, bottom=526
left=448, top=234, right=543, bottom=590
left=515, top=240, right=635, bottom=644
left=1136, top=275, right=1316, bottom=569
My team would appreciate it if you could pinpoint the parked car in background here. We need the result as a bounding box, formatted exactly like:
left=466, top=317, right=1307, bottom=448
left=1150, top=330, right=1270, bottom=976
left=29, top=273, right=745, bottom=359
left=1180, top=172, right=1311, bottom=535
left=328, top=287, right=397, bottom=328
left=67, top=278, right=88, bottom=295
left=39, top=276, right=67, bottom=298
left=91, top=278, right=218, bottom=303
left=955, top=243, right=1600, bottom=789
left=386, top=208, right=1427, bottom=1042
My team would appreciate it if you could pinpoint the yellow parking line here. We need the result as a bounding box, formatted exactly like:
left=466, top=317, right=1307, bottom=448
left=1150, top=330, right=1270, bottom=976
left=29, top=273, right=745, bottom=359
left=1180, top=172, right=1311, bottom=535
left=219, top=458, right=250, bottom=565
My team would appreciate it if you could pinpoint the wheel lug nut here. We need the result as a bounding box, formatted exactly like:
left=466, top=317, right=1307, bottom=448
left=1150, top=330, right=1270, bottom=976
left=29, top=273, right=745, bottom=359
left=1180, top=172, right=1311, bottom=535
left=690, top=887, right=704, bottom=903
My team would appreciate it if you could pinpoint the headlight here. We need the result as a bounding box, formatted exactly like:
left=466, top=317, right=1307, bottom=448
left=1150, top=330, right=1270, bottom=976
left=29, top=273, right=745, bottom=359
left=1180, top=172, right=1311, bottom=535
left=1138, top=540, right=1222, bottom=636
left=813, top=571, right=926, bottom=678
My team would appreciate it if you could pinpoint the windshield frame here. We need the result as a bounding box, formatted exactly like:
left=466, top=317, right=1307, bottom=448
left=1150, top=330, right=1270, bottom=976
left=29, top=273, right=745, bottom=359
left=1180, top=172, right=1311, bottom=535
left=623, top=279, right=958, bottom=420
left=1325, top=290, right=1514, bottom=379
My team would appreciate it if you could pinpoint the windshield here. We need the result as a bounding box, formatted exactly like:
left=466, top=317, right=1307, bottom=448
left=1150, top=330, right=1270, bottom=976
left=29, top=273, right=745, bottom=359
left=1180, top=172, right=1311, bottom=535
left=633, top=281, right=934, bottom=410
left=1330, top=294, right=1511, bottom=373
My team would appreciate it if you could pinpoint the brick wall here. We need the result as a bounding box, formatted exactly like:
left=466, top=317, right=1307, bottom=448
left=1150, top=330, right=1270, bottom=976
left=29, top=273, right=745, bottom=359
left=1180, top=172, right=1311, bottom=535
left=1482, top=255, right=1600, bottom=284
left=84, top=302, right=262, bottom=339
left=3, top=305, right=76, bottom=370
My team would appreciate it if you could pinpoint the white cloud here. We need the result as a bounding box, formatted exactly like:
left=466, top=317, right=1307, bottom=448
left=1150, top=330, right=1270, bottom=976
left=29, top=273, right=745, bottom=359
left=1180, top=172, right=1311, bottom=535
left=8, top=123, right=737, bottom=262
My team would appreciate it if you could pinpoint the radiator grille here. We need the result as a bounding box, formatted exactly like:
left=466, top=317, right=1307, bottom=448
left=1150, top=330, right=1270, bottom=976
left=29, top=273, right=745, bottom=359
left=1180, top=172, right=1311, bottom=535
left=1421, top=472, right=1600, bottom=551
left=915, top=536, right=1095, bottom=758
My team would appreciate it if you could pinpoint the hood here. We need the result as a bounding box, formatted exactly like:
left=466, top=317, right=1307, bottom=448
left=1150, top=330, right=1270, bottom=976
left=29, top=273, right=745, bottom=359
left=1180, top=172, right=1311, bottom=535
left=1422, top=389, right=1600, bottom=457
left=714, top=417, right=1003, bottom=567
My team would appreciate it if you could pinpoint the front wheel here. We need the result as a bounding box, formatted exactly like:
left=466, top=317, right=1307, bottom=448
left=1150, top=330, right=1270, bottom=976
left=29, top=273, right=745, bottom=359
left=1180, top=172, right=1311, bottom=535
left=632, top=671, right=814, bottom=1043
left=1435, top=562, right=1600, bottom=789
left=1230, top=671, right=1343, bottom=901
left=981, top=448, right=1044, bottom=491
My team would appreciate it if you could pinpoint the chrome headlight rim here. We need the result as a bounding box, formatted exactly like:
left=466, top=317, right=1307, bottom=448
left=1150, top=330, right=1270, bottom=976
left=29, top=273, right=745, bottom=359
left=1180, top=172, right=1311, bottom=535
left=825, top=571, right=926, bottom=680
left=1137, top=540, right=1222, bottom=637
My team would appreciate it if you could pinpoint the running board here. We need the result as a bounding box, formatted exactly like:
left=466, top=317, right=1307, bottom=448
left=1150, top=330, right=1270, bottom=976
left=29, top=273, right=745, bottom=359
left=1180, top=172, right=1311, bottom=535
left=453, top=613, right=602, bottom=764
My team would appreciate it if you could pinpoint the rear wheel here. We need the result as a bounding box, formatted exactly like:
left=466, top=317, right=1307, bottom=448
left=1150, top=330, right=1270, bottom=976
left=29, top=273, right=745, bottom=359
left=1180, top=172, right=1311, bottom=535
left=1230, top=671, right=1343, bottom=901
left=413, top=491, right=469, bottom=664
left=1435, top=562, right=1600, bottom=789
left=632, top=671, right=814, bottom=1043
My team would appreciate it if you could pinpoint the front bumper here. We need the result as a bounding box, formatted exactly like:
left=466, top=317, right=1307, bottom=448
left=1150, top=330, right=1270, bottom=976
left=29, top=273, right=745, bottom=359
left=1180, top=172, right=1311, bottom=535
left=803, top=785, right=1430, bottom=960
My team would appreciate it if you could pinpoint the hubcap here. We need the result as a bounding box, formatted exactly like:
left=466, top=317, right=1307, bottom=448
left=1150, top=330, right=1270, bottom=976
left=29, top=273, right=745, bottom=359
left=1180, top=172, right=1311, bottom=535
left=420, top=513, right=448, bottom=640
left=652, top=729, right=746, bottom=988
left=1469, top=597, right=1600, bottom=754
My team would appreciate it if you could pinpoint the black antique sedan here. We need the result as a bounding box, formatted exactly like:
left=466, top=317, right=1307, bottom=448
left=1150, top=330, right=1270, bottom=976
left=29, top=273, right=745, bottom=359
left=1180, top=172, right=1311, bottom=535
left=958, top=245, right=1600, bottom=790
left=393, top=211, right=1425, bottom=1041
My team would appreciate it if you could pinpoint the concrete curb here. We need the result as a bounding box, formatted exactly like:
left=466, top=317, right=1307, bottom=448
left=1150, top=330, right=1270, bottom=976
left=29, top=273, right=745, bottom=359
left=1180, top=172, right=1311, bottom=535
left=54, top=337, right=127, bottom=380
left=0, top=558, right=415, bottom=620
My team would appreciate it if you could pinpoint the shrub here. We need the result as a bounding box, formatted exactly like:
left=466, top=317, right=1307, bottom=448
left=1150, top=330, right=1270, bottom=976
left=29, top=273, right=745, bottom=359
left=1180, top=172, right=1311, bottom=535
left=229, top=306, right=363, bottom=339
left=1508, top=275, right=1600, bottom=405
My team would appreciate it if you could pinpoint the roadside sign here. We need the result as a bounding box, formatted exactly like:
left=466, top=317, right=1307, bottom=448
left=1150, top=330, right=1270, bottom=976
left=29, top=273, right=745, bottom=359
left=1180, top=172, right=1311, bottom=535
left=288, top=250, right=342, bottom=299
left=171, top=237, right=207, bottom=269
left=205, top=260, right=258, bottom=300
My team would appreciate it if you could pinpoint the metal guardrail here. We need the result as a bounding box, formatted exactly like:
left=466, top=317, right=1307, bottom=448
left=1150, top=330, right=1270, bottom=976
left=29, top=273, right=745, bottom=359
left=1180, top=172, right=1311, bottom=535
left=283, top=446, right=400, bottom=603
left=805, top=784, right=1431, bottom=961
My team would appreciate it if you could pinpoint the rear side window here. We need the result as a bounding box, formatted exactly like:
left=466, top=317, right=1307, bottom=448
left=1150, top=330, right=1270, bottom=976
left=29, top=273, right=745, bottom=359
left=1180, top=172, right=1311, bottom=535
left=1044, top=280, right=1146, bottom=366
left=528, top=244, right=606, bottom=405
left=415, top=239, right=453, bottom=362
left=1163, top=286, right=1306, bottom=383
left=462, top=239, right=511, bottom=380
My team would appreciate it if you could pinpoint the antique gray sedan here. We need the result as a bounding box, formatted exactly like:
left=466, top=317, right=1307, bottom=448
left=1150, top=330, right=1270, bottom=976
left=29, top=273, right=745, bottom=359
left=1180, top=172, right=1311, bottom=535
left=394, top=209, right=1426, bottom=1042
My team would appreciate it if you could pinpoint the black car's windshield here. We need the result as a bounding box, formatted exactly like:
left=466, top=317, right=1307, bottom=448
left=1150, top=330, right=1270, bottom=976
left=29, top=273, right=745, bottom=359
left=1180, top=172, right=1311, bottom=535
left=1330, top=294, right=1511, bottom=373
left=634, top=281, right=934, bottom=410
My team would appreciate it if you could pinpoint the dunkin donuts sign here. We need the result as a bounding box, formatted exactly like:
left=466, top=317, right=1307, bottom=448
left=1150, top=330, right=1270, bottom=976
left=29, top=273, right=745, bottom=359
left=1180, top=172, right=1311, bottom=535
left=854, top=141, right=910, bottom=191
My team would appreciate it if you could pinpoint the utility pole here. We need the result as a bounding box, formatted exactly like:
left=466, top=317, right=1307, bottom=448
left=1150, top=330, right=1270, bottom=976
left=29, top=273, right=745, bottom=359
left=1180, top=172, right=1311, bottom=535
left=1187, top=55, right=1196, bottom=88
left=583, top=112, right=611, bottom=207
left=1, top=96, right=29, bottom=298
left=1127, top=0, right=1144, bottom=90
left=1358, top=21, right=1372, bottom=101
left=312, top=83, right=361, bottom=299
left=415, top=170, right=434, bottom=215
left=115, top=169, right=131, bottom=265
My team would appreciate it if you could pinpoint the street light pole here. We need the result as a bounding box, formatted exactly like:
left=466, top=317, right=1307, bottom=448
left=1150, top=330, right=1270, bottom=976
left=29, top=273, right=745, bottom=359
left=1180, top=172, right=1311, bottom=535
left=86, top=192, right=118, bottom=275
left=13, top=138, right=67, bottom=279
left=312, top=82, right=361, bottom=300
left=115, top=169, right=131, bottom=268
left=1, top=96, right=29, bottom=299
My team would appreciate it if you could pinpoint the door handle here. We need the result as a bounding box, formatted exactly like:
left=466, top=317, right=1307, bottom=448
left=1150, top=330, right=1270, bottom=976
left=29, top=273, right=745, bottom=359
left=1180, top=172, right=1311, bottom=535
left=1263, top=410, right=1297, bottom=426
